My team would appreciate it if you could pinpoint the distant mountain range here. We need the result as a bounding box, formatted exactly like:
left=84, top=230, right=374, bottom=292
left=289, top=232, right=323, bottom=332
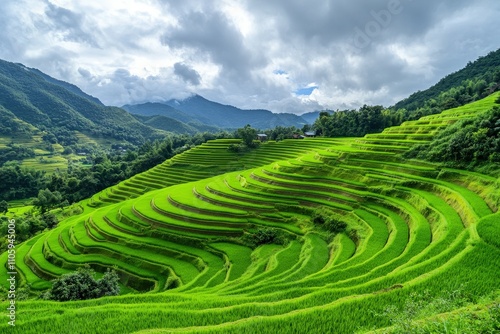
left=123, top=95, right=310, bottom=131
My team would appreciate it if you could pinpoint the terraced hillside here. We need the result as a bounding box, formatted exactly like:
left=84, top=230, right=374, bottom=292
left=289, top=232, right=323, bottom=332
left=89, top=137, right=342, bottom=207
left=1, top=93, right=500, bottom=333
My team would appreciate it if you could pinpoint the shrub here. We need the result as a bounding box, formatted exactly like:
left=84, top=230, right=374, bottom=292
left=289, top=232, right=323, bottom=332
left=242, top=227, right=291, bottom=247
left=42, top=267, right=120, bottom=301
left=227, top=143, right=244, bottom=153
left=311, top=207, right=347, bottom=234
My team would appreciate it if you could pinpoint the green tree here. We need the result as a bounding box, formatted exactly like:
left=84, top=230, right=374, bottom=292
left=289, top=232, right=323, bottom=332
left=237, top=124, right=258, bottom=147
left=0, top=200, right=8, bottom=214
left=98, top=269, right=121, bottom=297
left=32, top=188, right=63, bottom=213
left=43, top=267, right=120, bottom=301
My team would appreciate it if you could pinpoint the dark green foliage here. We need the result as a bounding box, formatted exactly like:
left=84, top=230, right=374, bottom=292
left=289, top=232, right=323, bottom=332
left=314, top=105, right=395, bottom=137
left=43, top=268, right=120, bottom=302
left=263, top=126, right=301, bottom=141
left=237, top=124, right=259, bottom=147
left=32, top=188, right=63, bottom=213
left=0, top=106, right=32, bottom=135
left=97, top=269, right=121, bottom=297
left=0, top=200, right=7, bottom=214
left=311, top=207, right=347, bottom=233
left=242, top=227, right=290, bottom=247
left=0, top=144, right=35, bottom=166
left=0, top=166, right=46, bottom=201
left=227, top=143, right=244, bottom=153
left=41, top=212, right=59, bottom=229
left=405, top=106, right=500, bottom=168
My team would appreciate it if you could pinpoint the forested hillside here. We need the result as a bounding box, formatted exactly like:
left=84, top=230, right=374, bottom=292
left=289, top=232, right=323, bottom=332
left=0, top=60, right=163, bottom=145
left=394, top=49, right=500, bottom=113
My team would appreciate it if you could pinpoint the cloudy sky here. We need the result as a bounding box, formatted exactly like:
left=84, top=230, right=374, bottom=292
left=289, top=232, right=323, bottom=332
left=1, top=0, right=499, bottom=114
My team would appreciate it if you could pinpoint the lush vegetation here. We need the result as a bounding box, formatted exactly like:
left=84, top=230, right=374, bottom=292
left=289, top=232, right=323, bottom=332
left=313, top=49, right=500, bottom=138
left=0, top=132, right=232, bottom=202
left=0, top=93, right=499, bottom=333
left=395, top=49, right=500, bottom=112
left=313, top=105, right=397, bottom=137
left=41, top=267, right=120, bottom=301
left=406, top=105, right=500, bottom=169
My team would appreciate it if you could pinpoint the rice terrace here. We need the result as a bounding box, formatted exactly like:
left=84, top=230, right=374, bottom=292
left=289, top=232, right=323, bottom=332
left=1, top=1, right=500, bottom=333
left=1, top=91, right=499, bottom=333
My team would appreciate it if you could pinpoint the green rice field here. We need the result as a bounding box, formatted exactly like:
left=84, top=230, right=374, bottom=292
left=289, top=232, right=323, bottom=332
left=0, top=92, right=499, bottom=333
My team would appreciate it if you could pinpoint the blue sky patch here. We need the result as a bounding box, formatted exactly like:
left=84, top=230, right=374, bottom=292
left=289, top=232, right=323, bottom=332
left=295, top=86, right=318, bottom=96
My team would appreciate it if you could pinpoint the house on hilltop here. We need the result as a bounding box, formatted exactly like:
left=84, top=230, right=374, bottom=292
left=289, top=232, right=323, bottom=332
left=257, top=134, right=268, bottom=142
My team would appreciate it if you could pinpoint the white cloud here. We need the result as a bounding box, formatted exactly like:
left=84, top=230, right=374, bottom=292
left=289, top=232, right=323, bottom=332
left=0, top=0, right=499, bottom=113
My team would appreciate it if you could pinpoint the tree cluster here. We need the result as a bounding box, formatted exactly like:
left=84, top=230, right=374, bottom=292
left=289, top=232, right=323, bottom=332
left=313, top=105, right=396, bottom=137
left=405, top=106, right=500, bottom=169
left=0, top=213, right=58, bottom=252
left=0, top=144, right=35, bottom=166
left=42, top=267, right=120, bottom=302
left=236, top=124, right=259, bottom=148
left=0, top=165, right=46, bottom=201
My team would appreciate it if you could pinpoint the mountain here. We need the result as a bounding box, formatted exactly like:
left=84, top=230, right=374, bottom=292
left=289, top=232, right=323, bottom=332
left=127, top=95, right=308, bottom=129
left=300, top=110, right=334, bottom=124
left=0, top=59, right=165, bottom=147
left=394, top=48, right=500, bottom=111
left=122, top=102, right=198, bottom=124
left=132, top=114, right=220, bottom=135
left=27, top=67, right=104, bottom=106
left=123, top=102, right=223, bottom=134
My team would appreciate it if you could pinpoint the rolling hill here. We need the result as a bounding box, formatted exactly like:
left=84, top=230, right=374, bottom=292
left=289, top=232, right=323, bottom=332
left=394, top=48, right=500, bottom=112
left=0, top=59, right=170, bottom=171
left=1, top=92, right=499, bottom=333
left=132, top=114, right=221, bottom=135
left=0, top=59, right=163, bottom=144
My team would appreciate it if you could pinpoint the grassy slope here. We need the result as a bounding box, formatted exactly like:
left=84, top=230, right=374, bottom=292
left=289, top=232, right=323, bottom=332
left=0, top=93, right=499, bottom=333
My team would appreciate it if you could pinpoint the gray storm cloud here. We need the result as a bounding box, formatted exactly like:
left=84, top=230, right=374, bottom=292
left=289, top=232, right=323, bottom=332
left=173, top=63, right=201, bottom=86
